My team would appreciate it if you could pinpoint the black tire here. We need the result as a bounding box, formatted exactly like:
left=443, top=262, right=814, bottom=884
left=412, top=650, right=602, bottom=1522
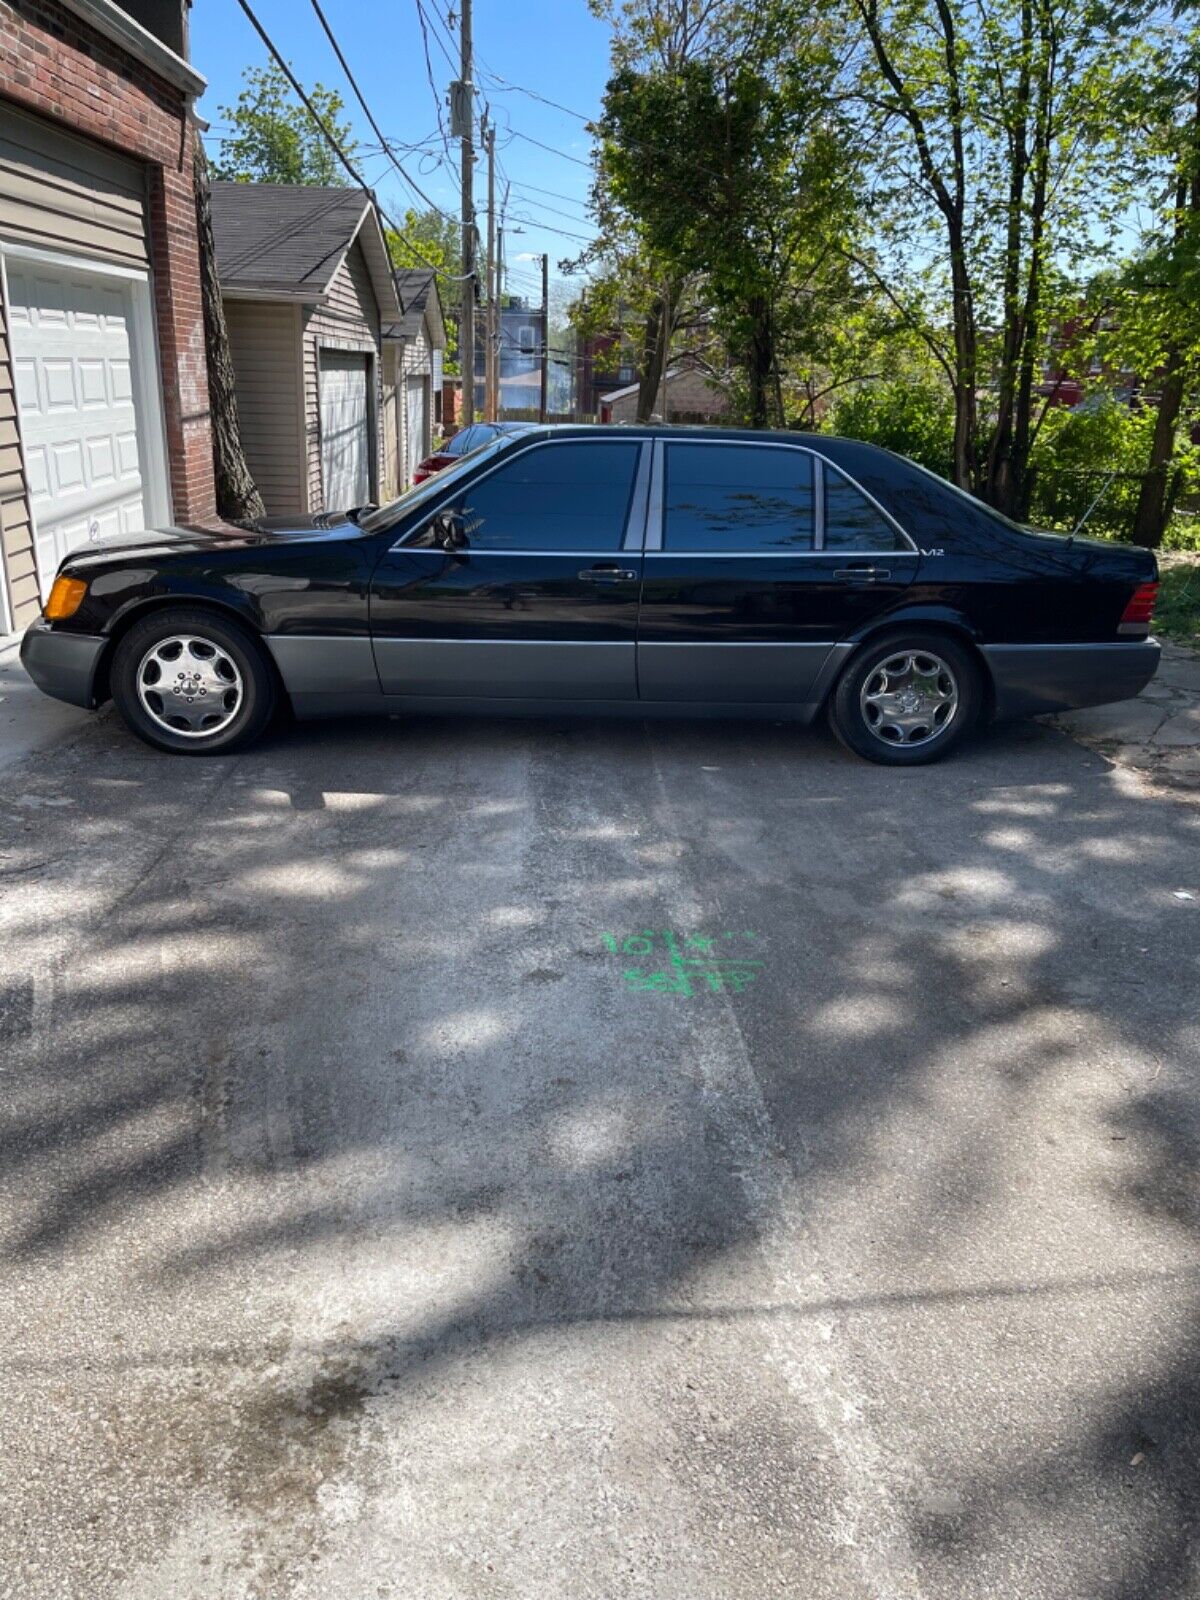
left=109, top=606, right=276, bottom=755
left=827, top=630, right=982, bottom=766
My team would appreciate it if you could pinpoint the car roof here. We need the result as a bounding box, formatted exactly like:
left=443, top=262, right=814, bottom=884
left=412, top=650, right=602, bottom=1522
left=487, top=422, right=912, bottom=475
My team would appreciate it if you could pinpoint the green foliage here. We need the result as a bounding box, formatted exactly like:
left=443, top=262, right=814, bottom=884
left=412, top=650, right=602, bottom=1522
left=213, top=64, right=356, bottom=186
left=596, top=45, right=858, bottom=424
left=1025, top=399, right=1200, bottom=541
left=386, top=210, right=460, bottom=372
left=825, top=379, right=955, bottom=477
left=1156, top=560, right=1200, bottom=642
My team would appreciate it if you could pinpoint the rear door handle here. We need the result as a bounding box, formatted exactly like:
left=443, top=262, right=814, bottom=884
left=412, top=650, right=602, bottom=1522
left=579, top=564, right=637, bottom=582
left=833, top=566, right=889, bottom=583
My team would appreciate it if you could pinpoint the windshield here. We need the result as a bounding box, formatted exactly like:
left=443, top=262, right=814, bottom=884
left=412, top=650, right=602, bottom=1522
left=358, top=433, right=520, bottom=533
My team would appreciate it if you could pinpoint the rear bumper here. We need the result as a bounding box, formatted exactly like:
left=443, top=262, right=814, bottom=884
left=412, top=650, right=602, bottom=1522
left=982, top=640, right=1161, bottom=719
left=19, top=621, right=107, bottom=709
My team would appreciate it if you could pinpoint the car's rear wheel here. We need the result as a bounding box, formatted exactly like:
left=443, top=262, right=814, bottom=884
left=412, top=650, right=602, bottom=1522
left=110, top=607, right=276, bottom=755
left=828, top=631, right=981, bottom=766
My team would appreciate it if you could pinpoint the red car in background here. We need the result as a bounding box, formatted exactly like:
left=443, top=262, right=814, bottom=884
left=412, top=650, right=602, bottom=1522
left=412, top=420, right=538, bottom=484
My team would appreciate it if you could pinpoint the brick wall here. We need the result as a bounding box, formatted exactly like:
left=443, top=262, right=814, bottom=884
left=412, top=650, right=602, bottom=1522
left=606, top=366, right=731, bottom=425
left=0, top=0, right=216, bottom=525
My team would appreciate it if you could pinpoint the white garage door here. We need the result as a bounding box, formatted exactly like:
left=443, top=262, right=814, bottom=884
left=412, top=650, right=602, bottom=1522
left=405, top=375, right=428, bottom=485
left=320, top=350, right=371, bottom=510
left=7, top=260, right=150, bottom=593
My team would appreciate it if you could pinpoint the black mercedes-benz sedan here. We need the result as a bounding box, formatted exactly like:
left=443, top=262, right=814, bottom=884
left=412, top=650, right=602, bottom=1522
left=21, top=425, right=1160, bottom=766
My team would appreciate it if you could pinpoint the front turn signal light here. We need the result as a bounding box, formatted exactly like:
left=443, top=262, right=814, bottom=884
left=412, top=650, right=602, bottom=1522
left=44, top=575, right=88, bottom=621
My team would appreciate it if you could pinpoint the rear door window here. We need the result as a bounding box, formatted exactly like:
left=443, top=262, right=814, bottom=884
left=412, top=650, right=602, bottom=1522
left=663, top=444, right=815, bottom=552
left=823, top=465, right=910, bottom=551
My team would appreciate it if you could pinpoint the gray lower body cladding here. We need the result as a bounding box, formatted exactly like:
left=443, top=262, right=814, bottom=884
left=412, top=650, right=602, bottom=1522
left=19, top=623, right=106, bottom=709
left=981, top=640, right=1161, bottom=719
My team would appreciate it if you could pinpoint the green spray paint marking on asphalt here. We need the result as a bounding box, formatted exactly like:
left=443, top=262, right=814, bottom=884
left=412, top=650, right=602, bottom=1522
left=601, top=929, right=763, bottom=997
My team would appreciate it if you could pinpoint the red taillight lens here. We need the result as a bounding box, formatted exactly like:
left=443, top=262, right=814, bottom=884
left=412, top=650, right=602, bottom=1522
left=1119, top=581, right=1158, bottom=634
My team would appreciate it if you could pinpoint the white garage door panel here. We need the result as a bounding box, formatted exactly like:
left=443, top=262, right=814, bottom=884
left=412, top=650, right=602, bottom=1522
left=405, top=375, right=427, bottom=486
left=6, top=261, right=147, bottom=593
left=320, top=350, right=371, bottom=511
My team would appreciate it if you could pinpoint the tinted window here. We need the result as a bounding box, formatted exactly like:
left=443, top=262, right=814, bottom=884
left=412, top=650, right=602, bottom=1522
left=664, top=445, right=814, bottom=552
left=446, top=426, right=479, bottom=456
left=823, top=466, right=909, bottom=551
left=456, top=441, right=641, bottom=551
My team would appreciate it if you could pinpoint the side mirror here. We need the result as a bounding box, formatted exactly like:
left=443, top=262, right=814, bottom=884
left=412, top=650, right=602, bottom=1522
left=434, top=508, right=468, bottom=551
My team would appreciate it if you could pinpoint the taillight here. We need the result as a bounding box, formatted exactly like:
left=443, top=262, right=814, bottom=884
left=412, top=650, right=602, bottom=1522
left=1118, top=581, right=1158, bottom=636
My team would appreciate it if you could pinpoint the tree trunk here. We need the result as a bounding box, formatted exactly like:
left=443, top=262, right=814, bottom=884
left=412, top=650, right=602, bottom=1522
left=747, top=297, right=773, bottom=429
left=1132, top=362, right=1185, bottom=549
left=194, top=141, right=265, bottom=524
left=636, top=291, right=670, bottom=423
left=949, top=247, right=977, bottom=490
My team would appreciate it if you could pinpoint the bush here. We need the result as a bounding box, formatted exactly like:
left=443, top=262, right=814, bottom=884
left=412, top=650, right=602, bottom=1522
left=1027, top=397, right=1200, bottom=545
left=824, top=379, right=955, bottom=478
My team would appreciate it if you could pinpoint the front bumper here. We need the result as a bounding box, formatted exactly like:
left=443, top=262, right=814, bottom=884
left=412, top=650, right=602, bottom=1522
left=20, top=620, right=107, bottom=709
left=982, top=640, right=1161, bottom=720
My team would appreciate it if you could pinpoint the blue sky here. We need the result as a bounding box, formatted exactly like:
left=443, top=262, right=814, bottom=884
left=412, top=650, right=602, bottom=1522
left=191, top=0, right=611, bottom=308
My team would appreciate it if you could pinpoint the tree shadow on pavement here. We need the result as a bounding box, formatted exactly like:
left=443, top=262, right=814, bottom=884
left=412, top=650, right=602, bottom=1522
left=0, top=711, right=1198, bottom=1596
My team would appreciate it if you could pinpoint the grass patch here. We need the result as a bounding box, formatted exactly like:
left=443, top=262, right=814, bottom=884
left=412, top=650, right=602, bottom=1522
left=1156, top=556, right=1200, bottom=648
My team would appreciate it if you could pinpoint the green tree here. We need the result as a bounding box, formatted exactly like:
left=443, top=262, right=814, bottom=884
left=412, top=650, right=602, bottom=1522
left=213, top=63, right=356, bottom=186
left=386, top=209, right=461, bottom=372
left=595, top=44, right=858, bottom=426
left=824, top=0, right=1156, bottom=517
left=1093, top=20, right=1200, bottom=547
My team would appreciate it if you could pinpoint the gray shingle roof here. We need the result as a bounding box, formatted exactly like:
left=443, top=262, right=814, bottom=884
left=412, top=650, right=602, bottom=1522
left=391, top=269, right=435, bottom=337
left=210, top=182, right=372, bottom=296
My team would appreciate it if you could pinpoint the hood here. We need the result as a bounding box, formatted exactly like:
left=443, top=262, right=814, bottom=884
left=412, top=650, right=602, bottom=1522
left=62, top=511, right=360, bottom=569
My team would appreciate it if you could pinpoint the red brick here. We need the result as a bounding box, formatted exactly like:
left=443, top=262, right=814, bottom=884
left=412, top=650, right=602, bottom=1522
left=1, top=0, right=215, bottom=520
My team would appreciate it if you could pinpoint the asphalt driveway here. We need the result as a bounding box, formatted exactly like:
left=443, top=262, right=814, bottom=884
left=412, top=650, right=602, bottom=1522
left=1, top=702, right=1197, bottom=1598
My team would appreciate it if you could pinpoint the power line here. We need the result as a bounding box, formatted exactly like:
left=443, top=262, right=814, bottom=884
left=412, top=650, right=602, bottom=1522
left=308, top=0, right=463, bottom=229
left=232, top=0, right=470, bottom=280
left=509, top=129, right=593, bottom=169
left=478, top=71, right=593, bottom=126
left=413, top=0, right=452, bottom=158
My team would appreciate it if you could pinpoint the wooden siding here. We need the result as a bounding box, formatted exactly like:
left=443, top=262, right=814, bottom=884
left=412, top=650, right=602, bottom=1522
left=0, top=102, right=148, bottom=268
left=223, top=299, right=305, bottom=517
left=397, top=325, right=434, bottom=486
left=301, top=239, right=381, bottom=513
left=0, top=276, right=37, bottom=631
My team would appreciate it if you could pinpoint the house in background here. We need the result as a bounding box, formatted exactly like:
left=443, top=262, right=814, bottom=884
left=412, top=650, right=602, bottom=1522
left=0, top=0, right=215, bottom=634
left=385, top=269, right=446, bottom=489
left=600, top=359, right=730, bottom=425
left=473, top=299, right=547, bottom=416
left=210, top=182, right=401, bottom=515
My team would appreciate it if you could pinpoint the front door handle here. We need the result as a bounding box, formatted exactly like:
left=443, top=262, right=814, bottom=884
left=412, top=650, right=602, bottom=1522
left=833, top=566, right=889, bottom=583
left=579, top=564, right=637, bottom=582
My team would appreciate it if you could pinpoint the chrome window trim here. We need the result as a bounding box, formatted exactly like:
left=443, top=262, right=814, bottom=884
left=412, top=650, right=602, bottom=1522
left=623, top=443, right=652, bottom=552
left=643, top=550, right=920, bottom=561
left=650, top=438, right=919, bottom=557
left=391, top=548, right=644, bottom=559
left=389, top=434, right=651, bottom=554
left=645, top=440, right=665, bottom=552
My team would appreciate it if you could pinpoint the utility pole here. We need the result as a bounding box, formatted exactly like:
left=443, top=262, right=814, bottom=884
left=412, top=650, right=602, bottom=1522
left=539, top=253, right=549, bottom=424
left=485, top=115, right=497, bottom=421
left=458, top=0, right=475, bottom=424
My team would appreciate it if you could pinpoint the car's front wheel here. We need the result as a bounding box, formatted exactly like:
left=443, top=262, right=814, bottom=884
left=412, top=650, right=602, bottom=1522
left=110, top=607, right=276, bottom=755
left=828, top=631, right=982, bottom=766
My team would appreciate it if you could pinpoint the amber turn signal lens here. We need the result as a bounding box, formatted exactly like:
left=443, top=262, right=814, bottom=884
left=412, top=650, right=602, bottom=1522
left=44, top=575, right=88, bottom=621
